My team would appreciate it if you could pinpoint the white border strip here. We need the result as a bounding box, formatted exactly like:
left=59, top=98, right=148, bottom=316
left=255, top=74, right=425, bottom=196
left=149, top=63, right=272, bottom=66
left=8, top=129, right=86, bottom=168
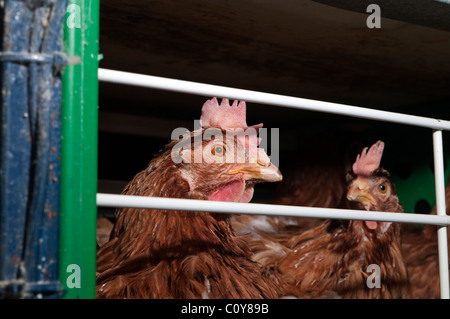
left=98, top=68, right=450, bottom=130
left=97, top=193, right=450, bottom=226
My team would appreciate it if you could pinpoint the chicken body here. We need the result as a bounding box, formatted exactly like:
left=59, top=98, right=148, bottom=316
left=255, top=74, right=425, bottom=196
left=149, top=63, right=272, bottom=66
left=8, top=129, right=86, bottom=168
left=96, top=128, right=282, bottom=299
left=241, top=142, right=409, bottom=298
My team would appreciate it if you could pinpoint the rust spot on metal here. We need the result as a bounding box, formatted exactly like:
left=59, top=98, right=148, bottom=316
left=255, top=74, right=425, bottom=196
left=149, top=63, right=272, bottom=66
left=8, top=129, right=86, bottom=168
left=10, top=255, right=20, bottom=265
left=47, top=210, right=57, bottom=219
left=45, top=207, right=57, bottom=219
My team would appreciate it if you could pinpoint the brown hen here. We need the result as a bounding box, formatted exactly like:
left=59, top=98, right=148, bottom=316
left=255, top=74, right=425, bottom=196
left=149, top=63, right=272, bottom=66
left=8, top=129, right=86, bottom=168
left=96, top=98, right=282, bottom=299
left=242, top=141, right=409, bottom=298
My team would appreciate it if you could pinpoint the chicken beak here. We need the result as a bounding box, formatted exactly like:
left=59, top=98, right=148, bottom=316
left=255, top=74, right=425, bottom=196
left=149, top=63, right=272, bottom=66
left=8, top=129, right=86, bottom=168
left=346, top=180, right=377, bottom=208
left=228, top=162, right=282, bottom=183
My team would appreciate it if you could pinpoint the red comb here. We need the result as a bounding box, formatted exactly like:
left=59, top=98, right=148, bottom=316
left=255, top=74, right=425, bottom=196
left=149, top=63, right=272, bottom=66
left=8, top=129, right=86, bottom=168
left=352, top=140, right=385, bottom=176
left=200, top=97, right=263, bottom=131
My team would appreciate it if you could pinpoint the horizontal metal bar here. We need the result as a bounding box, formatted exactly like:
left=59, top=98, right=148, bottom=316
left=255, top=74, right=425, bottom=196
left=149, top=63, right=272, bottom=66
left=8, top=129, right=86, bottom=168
left=98, top=68, right=450, bottom=130
left=97, top=193, right=450, bottom=226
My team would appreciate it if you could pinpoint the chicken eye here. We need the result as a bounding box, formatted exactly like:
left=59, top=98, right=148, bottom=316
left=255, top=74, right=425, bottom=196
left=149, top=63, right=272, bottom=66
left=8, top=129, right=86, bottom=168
left=379, top=183, right=387, bottom=193
left=211, top=144, right=226, bottom=157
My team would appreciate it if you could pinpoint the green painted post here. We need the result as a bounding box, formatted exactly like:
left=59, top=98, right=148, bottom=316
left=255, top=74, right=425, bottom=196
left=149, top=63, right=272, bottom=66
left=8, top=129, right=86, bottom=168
left=59, top=0, right=99, bottom=299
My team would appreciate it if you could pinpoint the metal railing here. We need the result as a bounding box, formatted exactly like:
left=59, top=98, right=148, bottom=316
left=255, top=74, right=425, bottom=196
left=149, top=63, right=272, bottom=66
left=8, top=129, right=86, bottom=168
left=97, top=67, right=450, bottom=299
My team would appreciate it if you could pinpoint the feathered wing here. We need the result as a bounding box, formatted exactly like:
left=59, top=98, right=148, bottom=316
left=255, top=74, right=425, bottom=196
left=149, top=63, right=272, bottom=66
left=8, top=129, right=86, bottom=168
left=97, top=233, right=279, bottom=299
left=247, top=219, right=407, bottom=299
left=96, top=203, right=280, bottom=298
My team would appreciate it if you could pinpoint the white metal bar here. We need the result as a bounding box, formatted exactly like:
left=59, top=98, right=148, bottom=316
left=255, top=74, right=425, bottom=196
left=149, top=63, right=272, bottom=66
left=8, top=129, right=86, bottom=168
left=98, top=68, right=450, bottom=131
left=433, top=130, right=450, bottom=299
left=96, top=193, right=450, bottom=226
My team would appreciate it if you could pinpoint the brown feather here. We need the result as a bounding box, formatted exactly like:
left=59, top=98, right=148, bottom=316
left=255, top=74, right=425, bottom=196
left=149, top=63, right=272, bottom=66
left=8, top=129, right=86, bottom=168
left=232, top=133, right=349, bottom=236
left=240, top=167, right=409, bottom=299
